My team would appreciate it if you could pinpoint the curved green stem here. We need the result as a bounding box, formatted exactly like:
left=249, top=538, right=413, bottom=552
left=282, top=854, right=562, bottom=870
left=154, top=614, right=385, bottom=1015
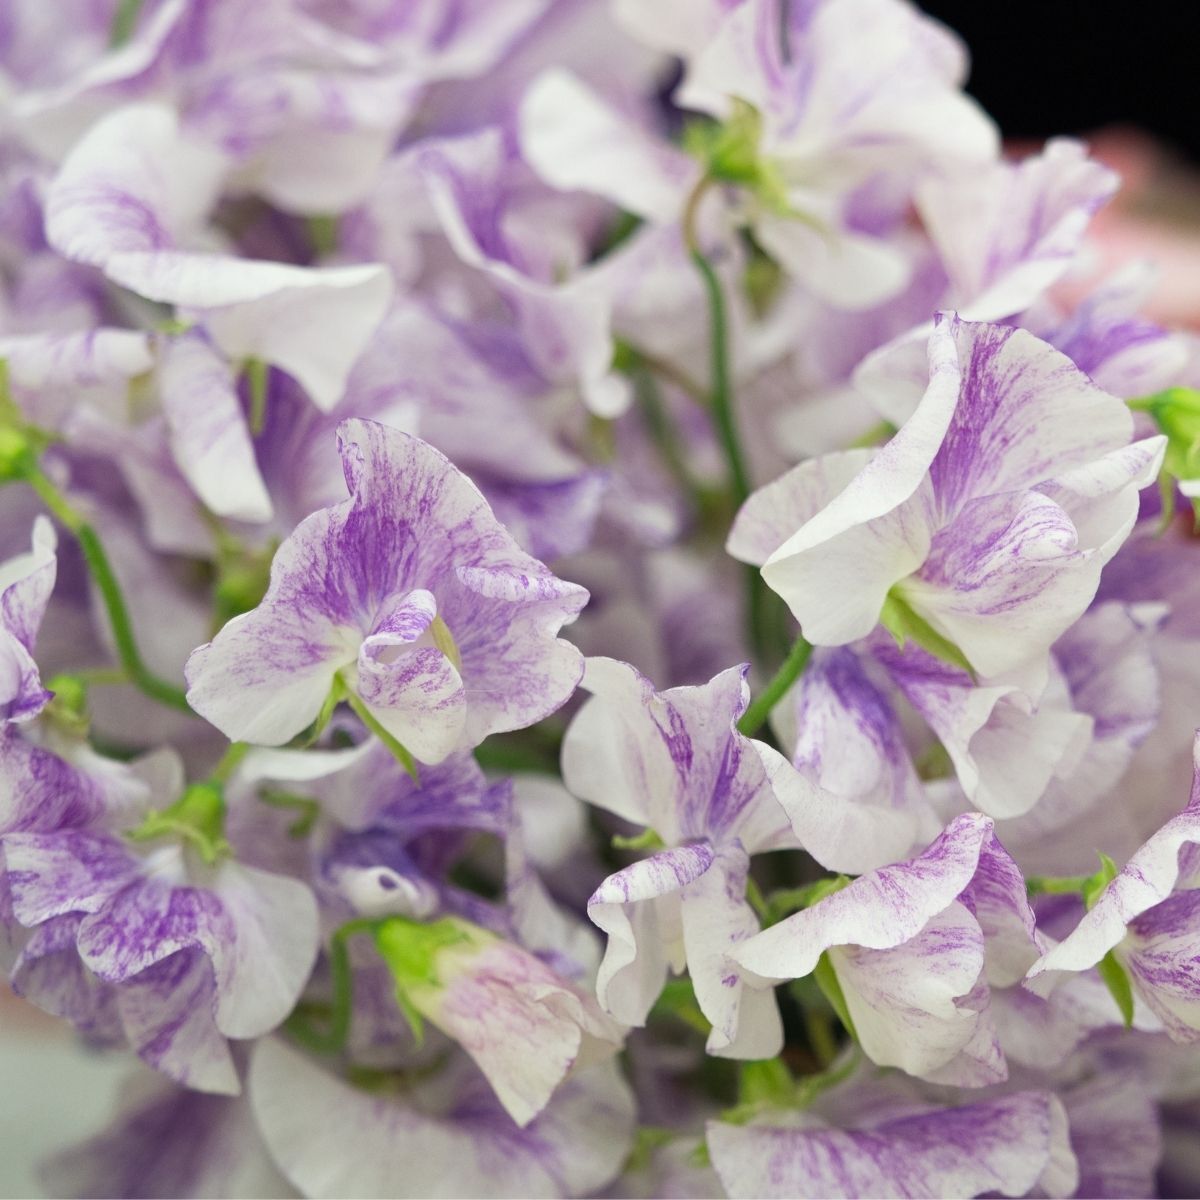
left=23, top=466, right=191, bottom=712
left=343, top=688, right=419, bottom=782
left=737, top=634, right=813, bottom=737
left=285, top=919, right=377, bottom=1054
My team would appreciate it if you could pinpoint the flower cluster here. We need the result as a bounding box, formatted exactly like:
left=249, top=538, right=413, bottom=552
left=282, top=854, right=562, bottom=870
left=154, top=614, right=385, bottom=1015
left=2, top=2, right=1199, bottom=1197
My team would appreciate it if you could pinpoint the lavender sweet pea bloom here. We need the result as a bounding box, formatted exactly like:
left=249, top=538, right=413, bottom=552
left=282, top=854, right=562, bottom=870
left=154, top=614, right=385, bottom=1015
left=186, top=418, right=588, bottom=761
left=44, top=103, right=392, bottom=412
left=735, top=813, right=1039, bottom=1086
left=0, top=743, right=319, bottom=1093
left=373, top=916, right=624, bottom=1127
left=729, top=315, right=1166, bottom=691
left=756, top=646, right=941, bottom=873
left=0, top=516, right=56, bottom=724
left=678, top=0, right=997, bottom=308
left=249, top=1038, right=635, bottom=1200
left=1028, top=735, right=1200, bottom=1041
left=562, top=658, right=802, bottom=1059
left=707, top=1088, right=1076, bottom=1200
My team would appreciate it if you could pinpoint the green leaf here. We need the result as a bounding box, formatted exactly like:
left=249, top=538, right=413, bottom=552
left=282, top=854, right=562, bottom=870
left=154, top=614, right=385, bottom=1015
left=880, top=589, right=975, bottom=676
left=1096, top=949, right=1135, bottom=1028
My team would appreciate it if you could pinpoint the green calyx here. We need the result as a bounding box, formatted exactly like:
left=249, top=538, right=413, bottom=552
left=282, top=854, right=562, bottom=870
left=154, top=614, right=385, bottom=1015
left=880, top=588, right=975, bottom=677
left=683, top=101, right=790, bottom=214
left=1129, top=386, right=1200, bottom=528
left=719, top=1049, right=860, bottom=1129
left=612, top=827, right=667, bottom=852
left=1026, top=851, right=1119, bottom=908
left=0, top=425, right=37, bottom=483
left=372, top=915, right=476, bottom=1041
left=1026, top=852, right=1135, bottom=1028
left=752, top=874, right=851, bottom=927
left=42, top=673, right=91, bottom=738
left=127, top=781, right=230, bottom=865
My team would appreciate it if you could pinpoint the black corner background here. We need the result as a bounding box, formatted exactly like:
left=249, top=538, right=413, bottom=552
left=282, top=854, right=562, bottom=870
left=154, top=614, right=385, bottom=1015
left=918, top=3, right=1200, bottom=162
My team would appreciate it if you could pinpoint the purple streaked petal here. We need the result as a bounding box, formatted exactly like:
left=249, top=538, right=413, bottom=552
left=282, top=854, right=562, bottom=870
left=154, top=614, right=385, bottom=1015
left=762, top=647, right=934, bottom=873
left=734, top=812, right=998, bottom=983
left=248, top=1039, right=634, bottom=1199
left=587, top=844, right=715, bottom=1026
left=1029, top=735, right=1200, bottom=981
left=680, top=846, right=783, bottom=1060
left=706, top=1089, right=1074, bottom=1200
left=563, top=657, right=791, bottom=851
left=158, top=333, right=272, bottom=523
left=918, top=139, right=1118, bottom=322
left=831, top=901, right=1000, bottom=1083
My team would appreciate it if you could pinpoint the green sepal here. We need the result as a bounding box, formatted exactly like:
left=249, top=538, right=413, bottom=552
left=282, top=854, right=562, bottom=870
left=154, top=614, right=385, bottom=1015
left=372, top=916, right=486, bottom=1044
left=623, top=1126, right=678, bottom=1174
left=758, top=875, right=850, bottom=925
left=612, top=827, right=667, bottom=853
left=372, top=915, right=471, bottom=992
left=1028, top=851, right=1119, bottom=906
left=682, top=101, right=790, bottom=213
left=813, top=951, right=858, bottom=1042
left=737, top=1057, right=794, bottom=1108
left=880, top=589, right=975, bottom=677
left=0, top=424, right=37, bottom=484
left=1096, top=948, right=1135, bottom=1028
left=649, top=976, right=711, bottom=1035
left=42, top=674, right=90, bottom=738
left=1082, top=851, right=1119, bottom=910
left=127, top=781, right=229, bottom=864
left=1128, top=386, right=1200, bottom=527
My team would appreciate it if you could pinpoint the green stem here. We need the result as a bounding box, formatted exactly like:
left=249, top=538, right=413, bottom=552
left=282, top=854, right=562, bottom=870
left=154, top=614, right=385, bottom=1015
left=343, top=688, right=420, bottom=782
left=108, top=0, right=144, bottom=47
left=210, top=741, right=249, bottom=785
left=246, top=359, right=269, bottom=436
left=285, top=919, right=377, bottom=1054
left=681, top=175, right=751, bottom=505
left=23, top=467, right=191, bottom=712
left=737, top=634, right=813, bottom=737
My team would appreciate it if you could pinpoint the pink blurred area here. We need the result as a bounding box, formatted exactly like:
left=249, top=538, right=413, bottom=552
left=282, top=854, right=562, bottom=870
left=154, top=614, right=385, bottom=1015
left=1050, top=127, right=1200, bottom=328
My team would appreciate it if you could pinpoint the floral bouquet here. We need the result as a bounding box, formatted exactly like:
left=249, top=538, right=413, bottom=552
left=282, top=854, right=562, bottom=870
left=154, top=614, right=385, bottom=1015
left=2, top=2, right=1199, bottom=1197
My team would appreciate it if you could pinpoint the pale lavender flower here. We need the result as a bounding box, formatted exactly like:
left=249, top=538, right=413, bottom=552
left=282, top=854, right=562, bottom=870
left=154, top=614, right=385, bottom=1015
left=729, top=315, right=1165, bottom=692
left=0, top=516, right=56, bottom=724
left=562, top=658, right=802, bottom=1059
left=1029, top=735, right=1200, bottom=1041
left=186, top=418, right=587, bottom=759
left=735, top=813, right=1039, bottom=1086
left=248, top=1037, right=635, bottom=1199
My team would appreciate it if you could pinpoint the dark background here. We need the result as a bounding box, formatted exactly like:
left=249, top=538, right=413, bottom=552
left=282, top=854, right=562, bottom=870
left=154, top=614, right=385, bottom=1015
left=919, top=3, right=1200, bottom=163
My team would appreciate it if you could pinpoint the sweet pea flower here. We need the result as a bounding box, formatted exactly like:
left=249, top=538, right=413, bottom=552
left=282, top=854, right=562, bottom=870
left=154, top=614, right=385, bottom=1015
left=729, top=314, right=1166, bottom=693
left=678, top=0, right=998, bottom=308
left=0, top=740, right=319, bottom=1093
left=0, top=516, right=56, bottom=725
left=44, top=103, right=393, bottom=413
left=562, top=658, right=804, bottom=1059
left=707, top=1088, right=1076, bottom=1200
left=249, top=1038, right=635, bottom=1200
left=1028, top=734, right=1200, bottom=1041
left=186, top=418, right=588, bottom=762
left=371, top=915, right=624, bottom=1127
left=735, top=813, right=1039, bottom=1086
